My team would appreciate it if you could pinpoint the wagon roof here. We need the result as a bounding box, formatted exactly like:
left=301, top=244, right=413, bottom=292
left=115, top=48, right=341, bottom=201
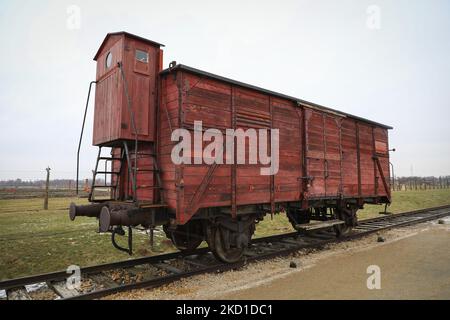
left=94, top=32, right=165, bottom=60
left=160, top=64, right=393, bottom=130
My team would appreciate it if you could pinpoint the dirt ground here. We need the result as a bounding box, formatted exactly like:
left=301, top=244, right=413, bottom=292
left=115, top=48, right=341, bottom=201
left=107, top=218, right=450, bottom=300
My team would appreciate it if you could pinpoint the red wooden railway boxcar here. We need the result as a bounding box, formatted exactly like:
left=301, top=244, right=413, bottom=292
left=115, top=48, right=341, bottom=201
left=70, top=32, right=392, bottom=263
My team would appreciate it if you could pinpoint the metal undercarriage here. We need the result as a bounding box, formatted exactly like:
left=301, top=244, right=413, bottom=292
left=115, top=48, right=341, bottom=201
left=69, top=195, right=388, bottom=263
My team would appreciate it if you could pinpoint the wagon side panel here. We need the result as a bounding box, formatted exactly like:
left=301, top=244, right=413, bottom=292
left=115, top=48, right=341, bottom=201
left=159, top=74, right=179, bottom=214
left=341, top=118, right=359, bottom=197
left=234, top=87, right=271, bottom=206
left=272, top=98, right=302, bottom=202
left=181, top=73, right=232, bottom=222
left=373, top=126, right=391, bottom=198
left=357, top=122, right=376, bottom=196
left=304, top=109, right=326, bottom=197
left=324, top=114, right=343, bottom=197
left=93, top=37, right=123, bottom=146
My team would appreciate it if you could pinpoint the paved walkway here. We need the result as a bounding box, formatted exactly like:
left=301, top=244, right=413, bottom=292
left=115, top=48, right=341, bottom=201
left=218, top=227, right=450, bottom=300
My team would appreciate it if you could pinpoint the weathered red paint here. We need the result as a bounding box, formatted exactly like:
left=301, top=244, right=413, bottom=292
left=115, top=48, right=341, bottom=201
left=93, top=32, right=163, bottom=146
left=92, top=32, right=392, bottom=225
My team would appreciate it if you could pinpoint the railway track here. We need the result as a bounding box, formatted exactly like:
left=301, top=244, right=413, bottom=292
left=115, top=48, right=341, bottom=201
left=1, top=205, right=449, bottom=300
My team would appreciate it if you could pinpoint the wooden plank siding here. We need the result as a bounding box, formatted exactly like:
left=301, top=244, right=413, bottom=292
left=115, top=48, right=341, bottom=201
left=358, top=123, right=376, bottom=196
left=304, top=109, right=326, bottom=197
left=272, top=97, right=302, bottom=202
left=93, top=36, right=123, bottom=145
left=93, top=34, right=163, bottom=146
left=90, top=33, right=391, bottom=228
left=158, top=74, right=179, bottom=212
left=159, top=70, right=391, bottom=224
left=373, top=126, right=391, bottom=197
left=341, top=118, right=359, bottom=197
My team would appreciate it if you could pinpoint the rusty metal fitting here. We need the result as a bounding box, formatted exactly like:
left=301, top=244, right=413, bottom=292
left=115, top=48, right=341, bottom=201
left=69, top=203, right=105, bottom=221
left=99, top=207, right=154, bottom=233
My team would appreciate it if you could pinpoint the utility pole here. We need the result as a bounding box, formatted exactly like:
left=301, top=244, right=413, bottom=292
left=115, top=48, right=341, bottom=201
left=44, top=167, right=51, bottom=210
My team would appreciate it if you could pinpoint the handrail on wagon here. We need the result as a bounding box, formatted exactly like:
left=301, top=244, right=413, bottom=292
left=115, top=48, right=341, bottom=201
left=76, top=81, right=97, bottom=195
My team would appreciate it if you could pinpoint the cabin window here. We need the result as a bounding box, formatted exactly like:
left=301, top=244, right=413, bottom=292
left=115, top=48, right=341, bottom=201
left=105, top=52, right=112, bottom=69
left=135, top=50, right=149, bottom=63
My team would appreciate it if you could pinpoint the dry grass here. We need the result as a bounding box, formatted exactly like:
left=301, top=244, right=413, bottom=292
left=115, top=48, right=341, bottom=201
left=0, top=197, right=175, bottom=280
left=0, top=189, right=449, bottom=280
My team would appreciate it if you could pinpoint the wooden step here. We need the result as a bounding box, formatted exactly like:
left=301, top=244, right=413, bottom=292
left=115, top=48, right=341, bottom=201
left=132, top=168, right=160, bottom=172
left=99, top=157, right=122, bottom=161
left=138, top=203, right=168, bottom=209
left=295, top=219, right=345, bottom=232
left=95, top=171, right=121, bottom=175
left=92, top=185, right=117, bottom=188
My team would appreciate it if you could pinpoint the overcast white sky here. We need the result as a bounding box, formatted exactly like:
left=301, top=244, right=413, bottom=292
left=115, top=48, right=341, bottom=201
left=0, top=0, right=449, bottom=180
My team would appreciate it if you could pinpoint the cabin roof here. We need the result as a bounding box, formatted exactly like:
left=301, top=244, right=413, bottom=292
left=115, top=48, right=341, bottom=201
left=94, top=31, right=165, bottom=61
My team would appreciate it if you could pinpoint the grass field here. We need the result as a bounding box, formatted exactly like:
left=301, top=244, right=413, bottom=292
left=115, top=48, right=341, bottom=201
left=0, top=198, right=176, bottom=280
left=1, top=189, right=449, bottom=280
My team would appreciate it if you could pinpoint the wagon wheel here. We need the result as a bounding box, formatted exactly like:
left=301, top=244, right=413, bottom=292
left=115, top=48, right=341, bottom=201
left=164, top=221, right=204, bottom=253
left=170, top=230, right=203, bottom=252
left=210, top=226, right=245, bottom=263
left=334, top=207, right=357, bottom=237
left=334, top=224, right=352, bottom=237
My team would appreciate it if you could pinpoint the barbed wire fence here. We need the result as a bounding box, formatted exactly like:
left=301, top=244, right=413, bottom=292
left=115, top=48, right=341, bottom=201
left=0, top=170, right=104, bottom=189
left=0, top=169, right=107, bottom=200
left=0, top=170, right=448, bottom=197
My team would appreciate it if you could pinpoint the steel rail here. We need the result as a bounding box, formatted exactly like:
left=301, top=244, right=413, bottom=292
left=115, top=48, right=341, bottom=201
left=71, top=205, right=450, bottom=300
left=1, top=205, right=449, bottom=300
left=0, top=233, right=294, bottom=291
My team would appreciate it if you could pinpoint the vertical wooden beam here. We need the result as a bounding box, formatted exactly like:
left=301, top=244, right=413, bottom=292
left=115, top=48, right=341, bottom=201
left=44, top=167, right=51, bottom=210
left=323, top=114, right=327, bottom=196
left=300, top=105, right=308, bottom=208
left=269, top=96, right=275, bottom=216
left=153, top=71, right=162, bottom=204
left=176, top=71, right=185, bottom=223
left=385, top=129, right=392, bottom=195
left=372, top=126, right=378, bottom=196
left=231, top=86, right=237, bottom=219
left=338, top=118, right=344, bottom=197
left=356, top=122, right=362, bottom=199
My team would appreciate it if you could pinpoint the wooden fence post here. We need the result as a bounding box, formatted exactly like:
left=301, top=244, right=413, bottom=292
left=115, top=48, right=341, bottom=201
left=44, top=167, right=51, bottom=210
